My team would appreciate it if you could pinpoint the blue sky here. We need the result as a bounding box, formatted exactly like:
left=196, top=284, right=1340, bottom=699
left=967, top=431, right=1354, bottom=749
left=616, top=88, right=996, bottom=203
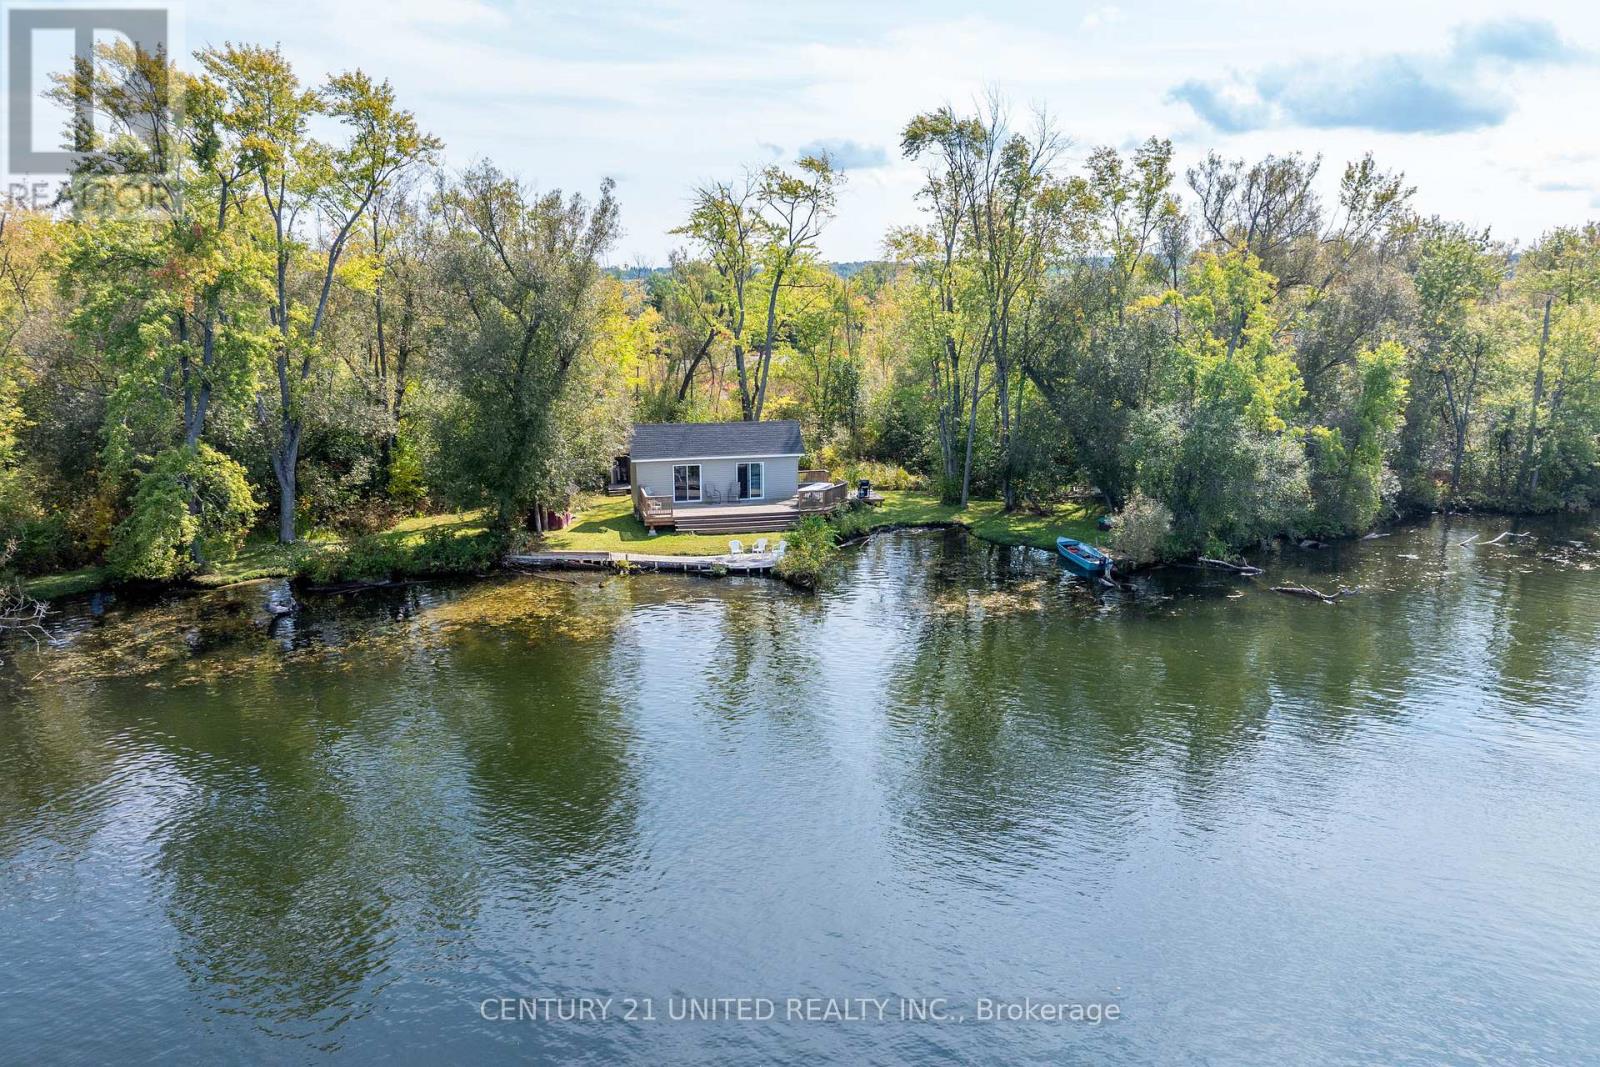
left=177, top=0, right=1600, bottom=263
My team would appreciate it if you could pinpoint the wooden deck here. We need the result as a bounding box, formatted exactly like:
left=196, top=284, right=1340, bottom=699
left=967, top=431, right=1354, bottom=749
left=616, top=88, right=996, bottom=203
left=507, top=550, right=781, bottom=576
left=636, top=482, right=853, bottom=532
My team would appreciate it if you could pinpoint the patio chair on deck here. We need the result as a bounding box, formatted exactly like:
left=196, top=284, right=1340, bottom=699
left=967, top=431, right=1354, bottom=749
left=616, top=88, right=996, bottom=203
left=728, top=540, right=744, bottom=555
left=753, top=538, right=768, bottom=553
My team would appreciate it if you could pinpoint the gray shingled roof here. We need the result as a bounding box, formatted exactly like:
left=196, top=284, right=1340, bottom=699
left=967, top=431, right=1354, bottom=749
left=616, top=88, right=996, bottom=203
left=629, top=420, right=805, bottom=462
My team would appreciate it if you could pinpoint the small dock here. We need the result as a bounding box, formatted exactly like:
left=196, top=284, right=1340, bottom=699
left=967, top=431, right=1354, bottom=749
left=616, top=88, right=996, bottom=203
left=506, top=550, right=781, bottom=576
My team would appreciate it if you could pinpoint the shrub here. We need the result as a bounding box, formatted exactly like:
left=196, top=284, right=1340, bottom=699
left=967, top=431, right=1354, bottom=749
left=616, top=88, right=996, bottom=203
left=401, top=528, right=503, bottom=577
left=6, top=512, right=80, bottom=573
left=296, top=528, right=505, bottom=585
left=830, top=504, right=876, bottom=542
left=329, top=535, right=406, bottom=584
left=386, top=429, right=429, bottom=511
left=775, top=515, right=839, bottom=590
left=108, top=444, right=262, bottom=580
left=838, top=459, right=926, bottom=492
left=1110, top=492, right=1174, bottom=566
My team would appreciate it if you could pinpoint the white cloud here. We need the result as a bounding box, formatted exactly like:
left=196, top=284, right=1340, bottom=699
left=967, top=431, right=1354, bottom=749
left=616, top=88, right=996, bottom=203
left=174, top=0, right=1600, bottom=262
left=1080, top=6, right=1123, bottom=32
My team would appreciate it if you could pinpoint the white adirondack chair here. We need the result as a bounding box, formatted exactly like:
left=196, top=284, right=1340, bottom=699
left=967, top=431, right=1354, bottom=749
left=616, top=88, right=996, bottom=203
left=728, top=540, right=744, bottom=555
left=752, top=538, right=769, bottom=553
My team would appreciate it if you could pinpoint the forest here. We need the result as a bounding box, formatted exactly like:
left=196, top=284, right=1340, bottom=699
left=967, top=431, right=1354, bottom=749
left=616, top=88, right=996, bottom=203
left=3, top=44, right=1599, bottom=589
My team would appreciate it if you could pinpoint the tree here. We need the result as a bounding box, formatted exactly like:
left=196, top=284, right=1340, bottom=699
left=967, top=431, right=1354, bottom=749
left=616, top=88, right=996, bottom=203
left=1024, top=139, right=1180, bottom=508
left=107, top=442, right=260, bottom=579
left=902, top=98, right=1066, bottom=506
left=52, top=39, right=270, bottom=567
left=1133, top=250, right=1309, bottom=552
left=1514, top=225, right=1600, bottom=501
left=674, top=175, right=761, bottom=419
left=201, top=44, right=439, bottom=542
left=431, top=165, right=620, bottom=531
left=751, top=154, right=841, bottom=420
left=0, top=211, right=60, bottom=536
left=672, top=156, right=841, bottom=423
left=1408, top=224, right=1507, bottom=503
left=1307, top=341, right=1409, bottom=534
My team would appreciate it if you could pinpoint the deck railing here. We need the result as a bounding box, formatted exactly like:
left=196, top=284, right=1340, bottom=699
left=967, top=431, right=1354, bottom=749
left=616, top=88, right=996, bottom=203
left=637, top=490, right=675, bottom=527
left=795, top=481, right=849, bottom=513
left=797, top=468, right=831, bottom=485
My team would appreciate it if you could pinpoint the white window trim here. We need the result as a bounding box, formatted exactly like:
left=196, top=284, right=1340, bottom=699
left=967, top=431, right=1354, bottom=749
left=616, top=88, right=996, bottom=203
left=739, top=461, right=765, bottom=501
left=673, top=463, right=702, bottom=502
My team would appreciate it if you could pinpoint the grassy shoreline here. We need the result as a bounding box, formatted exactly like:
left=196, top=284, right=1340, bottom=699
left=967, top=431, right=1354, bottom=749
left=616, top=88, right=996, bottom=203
left=540, top=491, right=1102, bottom=556
left=18, top=492, right=1103, bottom=601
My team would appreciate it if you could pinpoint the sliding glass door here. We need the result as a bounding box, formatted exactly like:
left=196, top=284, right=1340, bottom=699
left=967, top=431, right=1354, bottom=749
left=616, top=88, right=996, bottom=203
left=737, top=462, right=764, bottom=500
left=673, top=464, right=701, bottom=502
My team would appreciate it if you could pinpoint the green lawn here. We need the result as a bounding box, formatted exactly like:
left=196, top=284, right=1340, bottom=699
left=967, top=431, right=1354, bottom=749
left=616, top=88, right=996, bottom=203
left=22, top=565, right=112, bottom=600
left=865, top=491, right=1102, bottom=550
left=541, top=491, right=1103, bottom=556
left=540, top=495, right=738, bottom=555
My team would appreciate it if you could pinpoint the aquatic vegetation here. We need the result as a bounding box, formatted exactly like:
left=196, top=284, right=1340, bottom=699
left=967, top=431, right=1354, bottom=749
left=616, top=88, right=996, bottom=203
left=10, top=574, right=622, bottom=689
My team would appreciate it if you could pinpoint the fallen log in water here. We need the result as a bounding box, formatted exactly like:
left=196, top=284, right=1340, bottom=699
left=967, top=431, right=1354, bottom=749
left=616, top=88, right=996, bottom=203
left=1272, top=583, right=1357, bottom=602
left=1481, top=530, right=1534, bottom=547
left=1273, top=584, right=1331, bottom=600
left=1198, top=557, right=1265, bottom=576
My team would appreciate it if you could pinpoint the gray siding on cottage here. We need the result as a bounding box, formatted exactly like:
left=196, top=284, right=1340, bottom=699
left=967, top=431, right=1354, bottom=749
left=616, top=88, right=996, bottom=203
left=632, top=455, right=799, bottom=503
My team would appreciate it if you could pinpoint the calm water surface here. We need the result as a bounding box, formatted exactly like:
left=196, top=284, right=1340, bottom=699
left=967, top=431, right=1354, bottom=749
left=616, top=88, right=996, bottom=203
left=3, top=519, right=1600, bottom=1064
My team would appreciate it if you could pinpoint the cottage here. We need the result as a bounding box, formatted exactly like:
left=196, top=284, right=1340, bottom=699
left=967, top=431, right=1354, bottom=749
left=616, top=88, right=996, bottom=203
left=624, top=420, right=847, bottom=533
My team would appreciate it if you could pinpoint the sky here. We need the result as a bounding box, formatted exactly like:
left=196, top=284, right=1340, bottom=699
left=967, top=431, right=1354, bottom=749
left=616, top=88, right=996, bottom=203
left=121, top=1, right=1600, bottom=262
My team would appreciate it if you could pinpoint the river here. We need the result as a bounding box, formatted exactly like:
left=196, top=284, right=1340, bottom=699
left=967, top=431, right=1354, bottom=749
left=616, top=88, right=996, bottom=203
left=3, top=518, right=1599, bottom=1064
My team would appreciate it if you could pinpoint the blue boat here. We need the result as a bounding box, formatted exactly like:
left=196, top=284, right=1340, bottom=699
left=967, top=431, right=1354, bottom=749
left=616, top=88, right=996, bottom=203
left=1056, top=536, right=1112, bottom=579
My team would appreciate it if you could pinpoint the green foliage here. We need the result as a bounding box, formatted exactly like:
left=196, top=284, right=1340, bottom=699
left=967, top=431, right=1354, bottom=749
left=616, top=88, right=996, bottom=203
left=386, top=426, right=428, bottom=510
left=1308, top=342, right=1409, bottom=534
left=108, top=444, right=261, bottom=580
left=404, top=528, right=504, bottom=576
left=775, top=515, right=840, bottom=589
left=8, top=513, right=81, bottom=573
left=431, top=163, right=622, bottom=530
left=296, top=527, right=505, bottom=585
left=9, top=72, right=1600, bottom=591
left=818, top=457, right=925, bottom=492
left=1131, top=402, right=1310, bottom=555
left=1110, top=492, right=1174, bottom=565
left=829, top=504, right=877, bottom=542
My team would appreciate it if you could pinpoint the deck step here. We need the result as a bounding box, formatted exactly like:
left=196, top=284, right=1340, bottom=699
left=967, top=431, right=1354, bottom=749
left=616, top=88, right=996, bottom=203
left=673, top=522, right=798, bottom=534
left=671, top=510, right=800, bottom=533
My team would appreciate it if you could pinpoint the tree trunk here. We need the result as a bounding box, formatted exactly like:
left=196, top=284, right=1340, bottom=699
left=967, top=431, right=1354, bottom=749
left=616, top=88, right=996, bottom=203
left=1449, top=420, right=1467, bottom=499
left=732, top=342, right=753, bottom=420
left=960, top=356, right=982, bottom=507
left=995, top=330, right=1013, bottom=510
left=276, top=458, right=297, bottom=544
left=1520, top=296, right=1551, bottom=499
left=753, top=267, right=786, bottom=420
left=677, top=328, right=715, bottom=402
left=271, top=403, right=302, bottom=544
